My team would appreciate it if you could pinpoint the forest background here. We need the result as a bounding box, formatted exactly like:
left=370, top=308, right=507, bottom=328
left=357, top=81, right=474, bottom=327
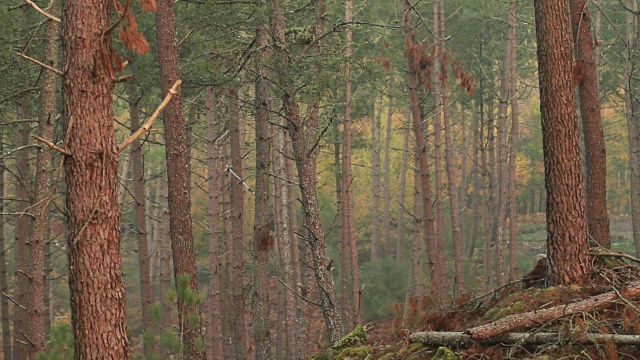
left=0, top=0, right=638, bottom=359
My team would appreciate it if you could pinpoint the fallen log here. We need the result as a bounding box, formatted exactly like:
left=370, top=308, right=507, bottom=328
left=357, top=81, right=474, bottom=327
left=411, top=331, right=640, bottom=348
left=465, top=280, right=640, bottom=340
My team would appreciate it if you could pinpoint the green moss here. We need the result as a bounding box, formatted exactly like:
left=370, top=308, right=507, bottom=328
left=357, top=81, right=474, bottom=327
left=336, top=346, right=373, bottom=359
left=331, top=325, right=368, bottom=351
left=433, top=346, right=459, bottom=360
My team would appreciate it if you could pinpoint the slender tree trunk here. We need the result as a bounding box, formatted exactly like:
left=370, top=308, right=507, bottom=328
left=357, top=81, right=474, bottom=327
left=403, top=155, right=424, bottom=326
left=467, top=74, right=482, bottom=260
left=625, top=1, right=640, bottom=257
left=0, top=115, right=11, bottom=360
left=62, top=0, right=130, bottom=356
left=439, top=0, right=465, bottom=294
left=128, top=82, right=154, bottom=357
left=432, top=0, right=446, bottom=291
left=158, top=177, right=173, bottom=339
left=156, top=0, right=206, bottom=357
left=382, top=95, right=394, bottom=257
left=253, top=4, right=273, bottom=354
left=371, top=95, right=382, bottom=260
left=507, top=1, right=520, bottom=281
left=395, top=112, right=411, bottom=262
left=534, top=0, right=592, bottom=285
left=227, top=86, right=248, bottom=358
left=205, top=87, right=225, bottom=360
left=28, top=2, right=59, bottom=355
left=14, top=100, right=32, bottom=360
left=569, top=0, right=610, bottom=249
left=118, top=152, right=131, bottom=207
left=403, top=0, right=445, bottom=304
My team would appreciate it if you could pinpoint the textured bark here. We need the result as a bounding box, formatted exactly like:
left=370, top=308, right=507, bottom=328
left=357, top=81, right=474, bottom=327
left=467, top=73, right=482, bottom=260
left=432, top=0, right=446, bottom=292
left=495, top=9, right=512, bottom=286
left=534, top=0, right=592, bottom=285
left=14, top=100, right=32, bottom=360
left=276, top=120, right=297, bottom=358
left=227, top=87, right=248, bottom=358
left=271, top=0, right=344, bottom=343
left=29, top=2, right=59, bottom=355
left=158, top=178, right=173, bottom=348
left=155, top=0, right=206, bottom=357
left=61, top=0, right=130, bottom=357
left=403, top=156, right=424, bottom=325
left=484, top=100, right=496, bottom=286
left=439, top=2, right=465, bottom=294
left=118, top=152, right=131, bottom=207
left=382, top=95, right=394, bottom=256
left=625, top=1, right=640, bottom=257
left=0, top=116, right=11, bottom=360
left=205, top=87, right=225, bottom=360
left=343, top=0, right=359, bottom=326
left=507, top=1, right=520, bottom=281
left=371, top=95, right=382, bottom=260
left=253, top=5, right=273, bottom=355
left=395, top=113, right=411, bottom=262
left=467, top=281, right=640, bottom=341
left=569, top=0, right=610, bottom=249
left=404, top=0, right=445, bottom=304
left=128, top=82, right=154, bottom=357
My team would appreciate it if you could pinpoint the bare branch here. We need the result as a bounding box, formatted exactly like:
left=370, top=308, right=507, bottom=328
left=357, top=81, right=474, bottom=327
left=16, top=52, right=63, bottom=76
left=24, top=0, right=60, bottom=23
left=118, top=80, right=182, bottom=152
left=32, top=135, right=70, bottom=155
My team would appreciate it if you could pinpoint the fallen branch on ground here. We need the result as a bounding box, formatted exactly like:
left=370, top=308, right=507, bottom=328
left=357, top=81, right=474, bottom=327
left=411, top=331, right=640, bottom=348
left=464, top=281, right=640, bottom=341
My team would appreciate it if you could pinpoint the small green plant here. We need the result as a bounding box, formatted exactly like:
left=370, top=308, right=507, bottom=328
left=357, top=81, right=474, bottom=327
left=36, top=320, right=74, bottom=360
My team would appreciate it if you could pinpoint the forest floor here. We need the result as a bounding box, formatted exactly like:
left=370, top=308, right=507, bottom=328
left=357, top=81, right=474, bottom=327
left=309, top=216, right=640, bottom=359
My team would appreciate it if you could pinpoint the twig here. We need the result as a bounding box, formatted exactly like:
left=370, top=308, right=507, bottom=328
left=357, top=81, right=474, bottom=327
left=178, top=29, right=194, bottom=47
left=226, top=165, right=255, bottom=194
left=0, top=290, right=26, bottom=310
left=118, top=79, right=181, bottom=152
left=16, top=52, right=63, bottom=76
left=32, top=135, right=70, bottom=155
left=24, top=0, right=60, bottom=22
left=114, top=74, right=134, bottom=83
left=16, top=270, right=32, bottom=280
left=277, top=277, right=322, bottom=308
left=591, top=250, right=640, bottom=264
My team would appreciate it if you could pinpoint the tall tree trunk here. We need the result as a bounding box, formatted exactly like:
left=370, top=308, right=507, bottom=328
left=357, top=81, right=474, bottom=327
left=395, top=112, right=412, bottom=262
left=14, top=100, right=32, bottom=360
left=432, top=0, right=446, bottom=292
left=205, top=87, right=225, bottom=360
left=0, top=115, right=11, bottom=360
left=382, top=95, right=394, bottom=257
left=439, top=0, right=465, bottom=294
left=484, top=99, right=496, bottom=286
left=371, top=95, right=382, bottom=260
left=507, top=1, right=520, bottom=281
left=467, top=72, right=483, bottom=260
left=61, top=0, right=130, bottom=356
left=403, top=0, right=445, bottom=304
left=403, top=155, right=424, bottom=326
left=253, top=3, right=273, bottom=354
left=227, top=86, right=248, bottom=358
left=118, top=151, right=131, bottom=207
left=128, top=81, right=154, bottom=357
left=343, top=0, right=359, bottom=326
left=534, top=0, right=592, bottom=285
left=276, top=119, right=297, bottom=358
left=271, top=0, right=345, bottom=342
left=569, top=0, right=610, bottom=249
left=29, top=1, right=59, bottom=355
left=155, top=0, right=206, bottom=357
left=625, top=1, right=640, bottom=257
left=495, top=9, right=512, bottom=287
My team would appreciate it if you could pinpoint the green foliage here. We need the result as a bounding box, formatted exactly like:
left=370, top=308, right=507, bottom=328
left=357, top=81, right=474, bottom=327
left=360, top=258, right=408, bottom=321
left=36, top=321, right=73, bottom=360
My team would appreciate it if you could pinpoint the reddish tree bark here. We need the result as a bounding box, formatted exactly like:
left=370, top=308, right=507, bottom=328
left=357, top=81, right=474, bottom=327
left=29, top=1, right=59, bottom=355
left=569, top=0, right=610, bottom=249
left=61, top=0, right=130, bottom=357
left=156, top=0, right=206, bottom=357
left=403, top=0, right=445, bottom=304
left=0, top=115, right=11, bottom=360
left=507, top=1, right=520, bottom=281
left=534, top=0, right=592, bottom=285
left=128, top=81, right=154, bottom=357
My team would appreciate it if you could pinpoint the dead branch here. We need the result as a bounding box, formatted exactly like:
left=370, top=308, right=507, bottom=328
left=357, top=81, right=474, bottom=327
left=0, top=290, right=26, bottom=310
left=24, top=0, right=60, bottom=22
left=118, top=79, right=181, bottom=152
left=114, top=74, right=134, bottom=83
left=411, top=331, right=640, bottom=348
left=16, top=52, right=63, bottom=76
left=465, top=281, right=640, bottom=341
left=591, top=250, right=640, bottom=264
left=32, top=135, right=70, bottom=155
